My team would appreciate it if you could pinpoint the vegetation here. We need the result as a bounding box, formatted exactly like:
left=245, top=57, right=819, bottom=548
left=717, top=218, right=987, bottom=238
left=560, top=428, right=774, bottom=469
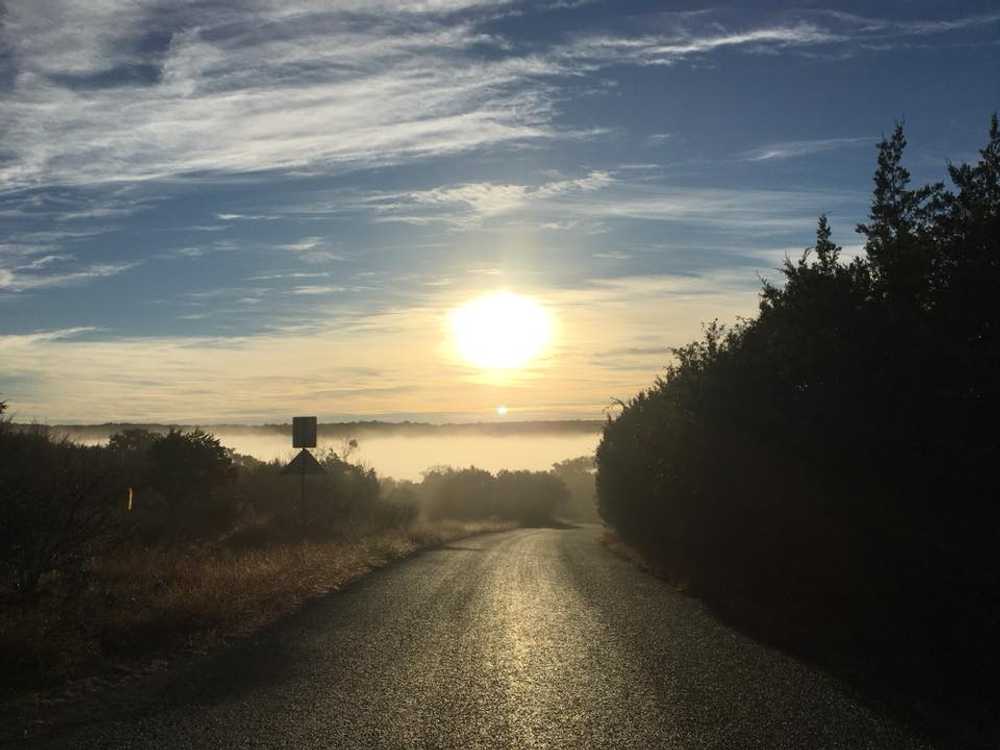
left=0, top=410, right=566, bottom=701
left=0, top=416, right=125, bottom=596
left=551, top=456, right=599, bottom=522
left=47, top=419, right=603, bottom=446
left=420, top=466, right=569, bottom=526
left=596, top=116, right=1000, bottom=720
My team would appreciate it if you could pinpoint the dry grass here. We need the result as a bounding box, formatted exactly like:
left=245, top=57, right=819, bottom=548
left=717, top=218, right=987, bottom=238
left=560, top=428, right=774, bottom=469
left=0, top=520, right=514, bottom=705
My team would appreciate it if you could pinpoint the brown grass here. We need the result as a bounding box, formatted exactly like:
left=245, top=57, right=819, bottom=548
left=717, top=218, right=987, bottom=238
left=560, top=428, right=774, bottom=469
left=0, top=520, right=514, bottom=708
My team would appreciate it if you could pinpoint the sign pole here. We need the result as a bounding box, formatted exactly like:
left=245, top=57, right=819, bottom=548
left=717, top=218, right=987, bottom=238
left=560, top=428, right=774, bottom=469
left=300, top=457, right=306, bottom=527
left=283, top=417, right=323, bottom=530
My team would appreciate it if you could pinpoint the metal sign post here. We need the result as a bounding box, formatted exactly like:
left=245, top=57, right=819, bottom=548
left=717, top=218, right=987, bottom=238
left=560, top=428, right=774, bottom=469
left=282, top=417, right=324, bottom=526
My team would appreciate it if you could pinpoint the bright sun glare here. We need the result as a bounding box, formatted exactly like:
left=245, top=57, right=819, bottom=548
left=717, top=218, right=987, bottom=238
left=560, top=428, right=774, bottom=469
left=451, top=292, right=552, bottom=370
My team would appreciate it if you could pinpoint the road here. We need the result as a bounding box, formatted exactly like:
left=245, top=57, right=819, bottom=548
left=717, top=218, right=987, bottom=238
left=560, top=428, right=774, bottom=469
left=26, top=527, right=931, bottom=749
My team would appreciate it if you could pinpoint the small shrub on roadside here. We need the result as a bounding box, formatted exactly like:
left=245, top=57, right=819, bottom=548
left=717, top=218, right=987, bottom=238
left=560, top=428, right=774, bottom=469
left=0, top=424, right=126, bottom=596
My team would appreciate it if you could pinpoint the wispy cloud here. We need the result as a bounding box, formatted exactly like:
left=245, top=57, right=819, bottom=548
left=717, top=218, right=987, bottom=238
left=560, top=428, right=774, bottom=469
left=0, top=327, right=99, bottom=346
left=560, top=8, right=1000, bottom=67
left=0, top=262, right=140, bottom=292
left=216, top=213, right=280, bottom=222
left=817, top=9, right=1000, bottom=37
left=248, top=271, right=332, bottom=281
left=742, top=137, right=872, bottom=162
left=292, top=285, right=346, bottom=295
left=369, top=170, right=614, bottom=227
left=280, top=238, right=326, bottom=253
left=276, top=237, right=346, bottom=263
left=15, top=254, right=76, bottom=271
left=364, top=170, right=856, bottom=233
left=4, top=3, right=993, bottom=197
left=0, top=2, right=560, bottom=191
left=560, top=23, right=841, bottom=67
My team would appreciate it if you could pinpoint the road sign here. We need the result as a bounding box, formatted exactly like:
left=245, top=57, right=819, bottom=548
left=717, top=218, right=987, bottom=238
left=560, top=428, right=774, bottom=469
left=282, top=445, right=324, bottom=528
left=281, top=448, right=326, bottom=476
left=293, top=416, right=317, bottom=448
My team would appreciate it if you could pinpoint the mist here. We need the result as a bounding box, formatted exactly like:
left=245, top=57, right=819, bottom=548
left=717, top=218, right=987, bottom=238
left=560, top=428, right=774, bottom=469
left=212, top=430, right=599, bottom=481
left=57, top=423, right=602, bottom=481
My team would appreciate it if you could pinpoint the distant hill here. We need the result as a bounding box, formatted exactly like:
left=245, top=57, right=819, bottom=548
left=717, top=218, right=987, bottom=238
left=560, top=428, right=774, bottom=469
left=25, top=419, right=604, bottom=443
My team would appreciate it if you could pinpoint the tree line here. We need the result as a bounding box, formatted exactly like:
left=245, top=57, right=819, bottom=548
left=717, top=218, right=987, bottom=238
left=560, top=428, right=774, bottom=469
left=596, top=116, right=1000, bottom=710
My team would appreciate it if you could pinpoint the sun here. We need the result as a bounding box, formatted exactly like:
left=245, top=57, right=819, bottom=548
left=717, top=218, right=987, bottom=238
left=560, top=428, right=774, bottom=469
left=451, top=291, right=552, bottom=370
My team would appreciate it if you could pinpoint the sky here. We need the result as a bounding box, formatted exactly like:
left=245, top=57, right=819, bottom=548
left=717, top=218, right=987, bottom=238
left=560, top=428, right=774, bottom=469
left=0, top=0, right=997, bottom=423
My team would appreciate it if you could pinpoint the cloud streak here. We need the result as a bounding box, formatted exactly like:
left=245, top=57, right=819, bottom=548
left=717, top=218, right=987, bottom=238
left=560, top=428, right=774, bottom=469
left=0, top=262, right=140, bottom=292
left=0, top=2, right=559, bottom=191
left=360, top=170, right=857, bottom=233
left=742, top=137, right=872, bottom=162
left=560, top=8, right=1000, bottom=67
left=368, top=170, right=614, bottom=227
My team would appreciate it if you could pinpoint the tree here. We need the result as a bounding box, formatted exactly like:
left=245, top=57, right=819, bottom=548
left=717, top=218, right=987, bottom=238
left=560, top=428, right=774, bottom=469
left=595, top=114, right=1000, bottom=708
left=146, top=429, right=236, bottom=538
left=856, top=123, right=943, bottom=305
left=495, top=470, right=568, bottom=526
left=551, top=456, right=598, bottom=521
left=108, top=428, right=159, bottom=455
left=421, top=466, right=495, bottom=520
left=108, top=428, right=159, bottom=495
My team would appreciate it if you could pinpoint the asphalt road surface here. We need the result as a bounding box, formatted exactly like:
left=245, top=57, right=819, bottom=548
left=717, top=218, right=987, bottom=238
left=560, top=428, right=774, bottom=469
left=26, top=527, right=932, bottom=749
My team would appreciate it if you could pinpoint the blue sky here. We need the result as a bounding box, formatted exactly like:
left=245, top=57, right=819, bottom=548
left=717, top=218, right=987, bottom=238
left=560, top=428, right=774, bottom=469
left=1, top=0, right=997, bottom=422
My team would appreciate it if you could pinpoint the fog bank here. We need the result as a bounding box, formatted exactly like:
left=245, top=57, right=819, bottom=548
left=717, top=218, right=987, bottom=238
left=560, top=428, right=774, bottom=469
left=217, top=431, right=600, bottom=481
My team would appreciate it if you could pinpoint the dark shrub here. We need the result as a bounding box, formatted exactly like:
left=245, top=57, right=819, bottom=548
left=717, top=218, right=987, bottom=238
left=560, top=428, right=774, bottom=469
left=0, top=423, right=124, bottom=595
left=494, top=470, right=568, bottom=526
left=551, top=456, right=598, bottom=522
left=420, top=466, right=565, bottom=525
left=421, top=466, right=495, bottom=520
left=144, top=428, right=238, bottom=540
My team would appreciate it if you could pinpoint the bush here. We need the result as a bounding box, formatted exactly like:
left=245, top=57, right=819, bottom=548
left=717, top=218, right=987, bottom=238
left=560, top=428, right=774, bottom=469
left=107, top=428, right=158, bottom=491
left=422, top=466, right=495, bottom=520
left=494, top=470, right=568, bottom=526
left=551, top=456, right=598, bottom=522
left=0, top=424, right=125, bottom=595
left=420, top=466, right=565, bottom=525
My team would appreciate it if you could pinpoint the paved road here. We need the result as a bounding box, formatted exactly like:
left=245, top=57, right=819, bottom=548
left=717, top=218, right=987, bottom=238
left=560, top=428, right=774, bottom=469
left=27, top=528, right=931, bottom=749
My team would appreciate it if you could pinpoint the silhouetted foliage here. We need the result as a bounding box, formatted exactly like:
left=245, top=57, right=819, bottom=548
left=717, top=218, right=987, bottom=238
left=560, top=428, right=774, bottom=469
left=308, top=448, right=395, bottom=534
left=107, top=428, right=158, bottom=498
left=596, top=116, right=1000, bottom=713
left=551, top=456, right=598, bottom=521
left=421, top=466, right=566, bottom=525
left=0, top=425, right=125, bottom=595
left=224, top=447, right=418, bottom=544
left=495, top=470, right=568, bottom=526
left=137, top=428, right=238, bottom=540
left=2, top=395, right=571, bottom=598
left=422, top=466, right=495, bottom=520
